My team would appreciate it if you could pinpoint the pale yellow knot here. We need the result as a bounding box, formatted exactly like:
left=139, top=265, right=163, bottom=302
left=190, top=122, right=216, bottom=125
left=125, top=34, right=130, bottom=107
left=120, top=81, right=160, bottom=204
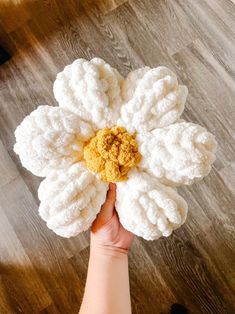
left=83, top=126, right=141, bottom=182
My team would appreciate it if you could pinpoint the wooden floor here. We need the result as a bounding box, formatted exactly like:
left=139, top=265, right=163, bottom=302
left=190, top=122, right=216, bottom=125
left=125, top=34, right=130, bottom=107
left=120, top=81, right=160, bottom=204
left=0, top=0, right=235, bottom=313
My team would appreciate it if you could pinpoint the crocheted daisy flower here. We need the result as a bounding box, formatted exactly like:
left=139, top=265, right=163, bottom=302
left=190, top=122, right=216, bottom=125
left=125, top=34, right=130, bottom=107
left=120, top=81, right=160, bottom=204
left=14, top=58, right=217, bottom=240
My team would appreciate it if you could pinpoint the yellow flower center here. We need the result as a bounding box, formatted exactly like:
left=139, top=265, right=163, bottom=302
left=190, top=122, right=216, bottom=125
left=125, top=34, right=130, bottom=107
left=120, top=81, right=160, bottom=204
left=83, top=126, right=141, bottom=182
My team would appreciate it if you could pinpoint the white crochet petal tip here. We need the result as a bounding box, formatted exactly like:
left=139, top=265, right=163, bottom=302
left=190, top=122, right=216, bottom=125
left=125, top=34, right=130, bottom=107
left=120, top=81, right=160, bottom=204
left=121, top=66, right=151, bottom=101
left=137, top=122, right=217, bottom=186
left=116, top=170, right=188, bottom=241
left=53, top=58, right=124, bottom=130
left=118, top=66, right=188, bottom=133
left=14, top=105, right=94, bottom=177
left=38, top=163, right=108, bottom=237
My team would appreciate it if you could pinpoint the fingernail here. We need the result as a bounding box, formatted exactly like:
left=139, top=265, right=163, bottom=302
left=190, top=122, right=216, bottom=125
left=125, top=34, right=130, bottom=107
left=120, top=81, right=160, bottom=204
left=109, top=183, right=116, bottom=190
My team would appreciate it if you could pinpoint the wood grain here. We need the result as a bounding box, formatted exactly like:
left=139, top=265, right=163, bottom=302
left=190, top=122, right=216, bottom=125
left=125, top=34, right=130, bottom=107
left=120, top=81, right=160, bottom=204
left=0, top=0, right=234, bottom=313
left=95, top=0, right=128, bottom=14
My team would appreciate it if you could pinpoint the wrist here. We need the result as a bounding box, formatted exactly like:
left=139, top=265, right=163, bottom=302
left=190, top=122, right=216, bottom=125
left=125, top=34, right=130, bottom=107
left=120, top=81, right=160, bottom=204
left=90, top=242, right=128, bottom=258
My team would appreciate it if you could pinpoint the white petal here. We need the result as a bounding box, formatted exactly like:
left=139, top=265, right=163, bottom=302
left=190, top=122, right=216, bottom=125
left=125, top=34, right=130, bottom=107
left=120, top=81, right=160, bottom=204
left=116, top=170, right=188, bottom=240
left=53, top=58, right=124, bottom=130
left=118, top=66, right=188, bottom=133
left=121, top=66, right=151, bottom=101
left=137, top=122, right=217, bottom=186
left=38, top=163, right=108, bottom=237
left=14, top=105, right=94, bottom=177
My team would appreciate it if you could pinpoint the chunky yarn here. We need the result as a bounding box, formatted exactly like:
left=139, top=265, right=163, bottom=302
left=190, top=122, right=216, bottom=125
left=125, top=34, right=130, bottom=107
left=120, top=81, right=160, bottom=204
left=118, top=66, right=188, bottom=133
left=14, top=57, right=217, bottom=240
left=137, top=122, right=217, bottom=186
left=53, top=58, right=123, bottom=130
left=83, top=126, right=141, bottom=182
left=38, top=163, right=108, bottom=237
left=14, top=105, right=94, bottom=177
left=116, top=170, right=188, bottom=240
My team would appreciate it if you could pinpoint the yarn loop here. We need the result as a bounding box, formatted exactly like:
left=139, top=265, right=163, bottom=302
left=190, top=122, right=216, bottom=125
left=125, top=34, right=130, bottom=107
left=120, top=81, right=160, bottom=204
left=83, top=126, right=141, bottom=182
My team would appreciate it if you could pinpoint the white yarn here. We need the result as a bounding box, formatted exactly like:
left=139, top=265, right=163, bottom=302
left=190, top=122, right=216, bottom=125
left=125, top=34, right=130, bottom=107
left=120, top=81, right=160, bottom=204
left=121, top=66, right=151, bottom=101
left=14, top=105, right=94, bottom=177
left=118, top=66, right=188, bottom=133
left=137, top=122, right=217, bottom=186
left=14, top=58, right=217, bottom=240
left=38, top=163, right=108, bottom=237
left=116, top=170, right=188, bottom=240
left=53, top=58, right=124, bottom=130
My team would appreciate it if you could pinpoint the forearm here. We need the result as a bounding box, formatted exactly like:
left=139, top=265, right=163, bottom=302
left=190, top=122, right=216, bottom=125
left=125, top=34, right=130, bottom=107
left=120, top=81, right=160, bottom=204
left=79, top=245, right=132, bottom=314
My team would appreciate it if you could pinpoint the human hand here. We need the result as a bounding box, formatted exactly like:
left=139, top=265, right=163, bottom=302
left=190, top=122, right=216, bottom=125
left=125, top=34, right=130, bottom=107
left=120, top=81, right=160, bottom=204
left=91, top=183, right=134, bottom=252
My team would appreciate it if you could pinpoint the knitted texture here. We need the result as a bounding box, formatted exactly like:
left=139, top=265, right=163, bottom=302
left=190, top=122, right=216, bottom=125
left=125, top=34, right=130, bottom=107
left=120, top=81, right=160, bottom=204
left=38, top=163, right=108, bottom=237
left=14, top=57, right=217, bottom=240
left=121, top=67, right=151, bottom=101
left=116, top=170, right=188, bottom=240
left=118, top=66, right=188, bottom=133
left=14, top=105, right=94, bottom=176
left=53, top=58, right=123, bottom=130
left=137, top=122, right=217, bottom=186
left=83, top=126, right=141, bottom=182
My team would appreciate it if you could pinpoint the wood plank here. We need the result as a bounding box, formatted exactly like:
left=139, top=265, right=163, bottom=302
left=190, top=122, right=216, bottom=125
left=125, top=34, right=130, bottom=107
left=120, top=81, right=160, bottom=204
left=206, top=0, right=235, bottom=31
left=95, top=0, right=128, bottom=14
left=129, top=238, right=177, bottom=314
left=0, top=139, right=19, bottom=188
left=101, top=1, right=171, bottom=69
left=0, top=0, right=234, bottom=312
left=129, top=0, right=198, bottom=55
left=219, top=162, right=235, bottom=194
left=142, top=229, right=233, bottom=313
left=0, top=176, right=88, bottom=313
left=0, top=203, right=52, bottom=312
left=172, top=39, right=235, bottom=171
left=0, top=0, right=30, bottom=33
left=0, top=277, right=15, bottom=314
left=172, top=0, right=235, bottom=76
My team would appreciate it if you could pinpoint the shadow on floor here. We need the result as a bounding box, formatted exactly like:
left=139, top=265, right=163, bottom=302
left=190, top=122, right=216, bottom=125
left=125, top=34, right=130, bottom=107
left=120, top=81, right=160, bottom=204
left=0, top=0, right=97, bottom=55
left=0, top=256, right=190, bottom=314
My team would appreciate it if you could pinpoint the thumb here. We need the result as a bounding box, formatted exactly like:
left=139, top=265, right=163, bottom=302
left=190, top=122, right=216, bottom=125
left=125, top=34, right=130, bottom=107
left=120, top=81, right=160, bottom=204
left=95, top=183, right=116, bottom=225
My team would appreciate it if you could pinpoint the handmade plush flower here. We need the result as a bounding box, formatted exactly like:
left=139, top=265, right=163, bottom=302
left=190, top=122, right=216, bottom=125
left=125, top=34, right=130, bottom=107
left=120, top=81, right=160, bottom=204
left=14, top=58, right=217, bottom=240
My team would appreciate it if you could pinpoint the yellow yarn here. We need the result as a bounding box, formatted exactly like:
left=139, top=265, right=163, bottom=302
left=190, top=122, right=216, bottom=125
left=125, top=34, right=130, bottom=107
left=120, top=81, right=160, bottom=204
left=83, top=126, right=141, bottom=182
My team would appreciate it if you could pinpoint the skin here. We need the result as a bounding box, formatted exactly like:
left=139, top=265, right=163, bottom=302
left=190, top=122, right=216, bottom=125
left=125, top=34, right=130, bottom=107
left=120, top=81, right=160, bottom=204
left=79, top=183, right=134, bottom=314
